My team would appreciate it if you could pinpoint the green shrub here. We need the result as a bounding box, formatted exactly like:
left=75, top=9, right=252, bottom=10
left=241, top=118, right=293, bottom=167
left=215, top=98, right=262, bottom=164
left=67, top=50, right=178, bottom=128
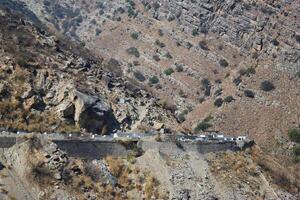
left=153, top=55, right=160, bottom=62
left=271, top=38, right=279, bottom=46
left=149, top=76, right=159, bottom=84
left=199, top=40, right=208, bottom=50
left=224, top=96, right=235, bottom=103
left=164, top=52, right=173, bottom=59
left=177, top=113, right=186, bottom=123
left=260, top=80, right=275, bottom=92
left=219, top=59, right=229, bottom=67
left=175, top=140, right=183, bottom=149
left=296, top=71, right=300, bottom=79
left=288, top=128, right=300, bottom=143
left=292, top=157, right=300, bottom=164
left=192, top=29, right=199, bottom=36
left=158, top=29, right=164, bottom=36
left=133, top=70, right=145, bottom=82
left=292, top=146, right=300, bottom=156
left=214, top=98, right=223, bottom=107
left=295, top=35, right=300, bottom=44
left=244, top=90, right=255, bottom=98
left=194, top=116, right=213, bottom=133
left=131, top=32, right=139, bottom=39
left=164, top=68, right=174, bottom=76
left=175, top=64, right=184, bottom=72
left=194, top=122, right=212, bottom=132
left=155, top=39, right=165, bottom=48
left=126, top=47, right=140, bottom=57
left=239, top=67, right=256, bottom=77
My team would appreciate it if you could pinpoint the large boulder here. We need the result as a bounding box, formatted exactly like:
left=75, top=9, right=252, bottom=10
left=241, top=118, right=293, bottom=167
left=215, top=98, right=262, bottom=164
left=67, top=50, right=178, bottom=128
left=56, top=86, right=117, bottom=134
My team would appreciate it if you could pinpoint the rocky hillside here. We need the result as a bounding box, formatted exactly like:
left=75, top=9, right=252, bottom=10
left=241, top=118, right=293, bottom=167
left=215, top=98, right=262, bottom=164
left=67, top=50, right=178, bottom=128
left=10, top=0, right=300, bottom=170
left=0, top=4, right=177, bottom=135
left=0, top=1, right=299, bottom=199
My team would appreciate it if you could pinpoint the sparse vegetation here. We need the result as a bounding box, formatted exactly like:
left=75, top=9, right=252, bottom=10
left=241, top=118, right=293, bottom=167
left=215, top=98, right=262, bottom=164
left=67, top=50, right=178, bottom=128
left=296, top=35, right=300, bottom=44
left=292, top=146, right=300, bottom=156
left=244, top=90, right=255, bottom=98
left=214, top=98, right=223, bottom=107
left=260, top=80, right=275, bottom=91
left=224, top=96, right=235, bottom=103
left=271, top=38, right=279, bottom=46
left=131, top=32, right=139, bottom=39
left=194, top=116, right=213, bottom=133
left=158, top=29, right=164, bottom=36
left=133, top=70, right=146, bottom=82
left=153, top=54, right=160, bottom=62
left=155, top=39, right=165, bottom=48
left=219, top=59, right=229, bottom=67
left=177, top=113, right=186, bottom=123
left=201, top=78, right=211, bottom=96
left=199, top=40, right=208, bottom=50
left=296, top=71, right=300, bottom=79
left=175, top=64, right=184, bottom=72
left=127, top=47, right=140, bottom=57
left=175, top=140, right=184, bottom=149
left=239, top=67, right=256, bottom=77
left=148, top=76, right=159, bottom=85
left=164, top=68, right=174, bottom=76
left=288, top=128, right=300, bottom=143
left=192, top=28, right=199, bottom=36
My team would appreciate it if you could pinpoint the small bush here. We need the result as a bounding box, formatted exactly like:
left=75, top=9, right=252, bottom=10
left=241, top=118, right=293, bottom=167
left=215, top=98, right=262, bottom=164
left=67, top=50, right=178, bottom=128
left=239, top=67, right=256, bottom=77
left=175, top=64, right=184, bottom=72
left=164, top=52, right=173, bottom=59
left=158, top=29, right=164, bottom=36
left=152, top=2, right=160, bottom=11
left=133, top=70, right=146, bottom=82
left=244, top=90, right=255, bottom=98
left=194, top=116, right=213, bottom=133
left=192, top=28, right=199, bottom=36
left=155, top=39, right=165, bottom=48
left=288, top=128, right=300, bottom=143
left=153, top=55, right=160, bottom=62
left=178, top=90, right=186, bottom=98
left=219, top=59, right=229, bottom=67
left=194, top=122, right=212, bottom=132
left=233, top=77, right=242, bottom=86
left=224, top=96, right=235, bottom=103
left=84, top=162, right=101, bottom=181
left=149, top=76, right=159, bottom=84
left=126, top=47, right=140, bottom=57
left=201, top=78, right=211, bottom=96
left=131, top=32, right=139, bottom=39
left=260, top=80, right=275, bottom=91
left=296, top=71, right=300, bottom=79
left=295, top=35, right=300, bottom=44
left=164, top=68, right=174, bottom=76
left=175, top=140, right=183, bottom=149
left=199, top=40, right=208, bottom=50
left=271, top=38, right=279, bottom=46
left=292, top=146, right=300, bottom=156
left=214, top=98, right=223, bottom=107
left=177, top=113, right=186, bottom=123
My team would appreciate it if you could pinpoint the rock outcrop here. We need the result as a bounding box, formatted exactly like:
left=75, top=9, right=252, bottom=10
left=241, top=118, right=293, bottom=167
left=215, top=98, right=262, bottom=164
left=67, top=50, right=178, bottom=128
left=56, top=85, right=115, bottom=134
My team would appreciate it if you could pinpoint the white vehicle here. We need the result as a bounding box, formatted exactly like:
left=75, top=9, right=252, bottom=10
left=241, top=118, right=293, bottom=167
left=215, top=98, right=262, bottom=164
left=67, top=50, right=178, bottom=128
left=237, top=136, right=246, bottom=141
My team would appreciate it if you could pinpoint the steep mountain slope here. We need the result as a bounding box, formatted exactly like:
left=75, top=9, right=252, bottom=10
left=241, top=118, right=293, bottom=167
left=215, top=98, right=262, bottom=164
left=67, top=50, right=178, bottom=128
left=0, top=1, right=299, bottom=199
left=11, top=0, right=300, bottom=168
left=0, top=3, right=177, bottom=134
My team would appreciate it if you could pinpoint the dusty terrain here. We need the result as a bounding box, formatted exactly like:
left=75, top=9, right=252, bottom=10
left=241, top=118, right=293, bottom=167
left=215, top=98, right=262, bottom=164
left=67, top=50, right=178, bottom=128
left=0, top=0, right=299, bottom=199
left=11, top=0, right=300, bottom=165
